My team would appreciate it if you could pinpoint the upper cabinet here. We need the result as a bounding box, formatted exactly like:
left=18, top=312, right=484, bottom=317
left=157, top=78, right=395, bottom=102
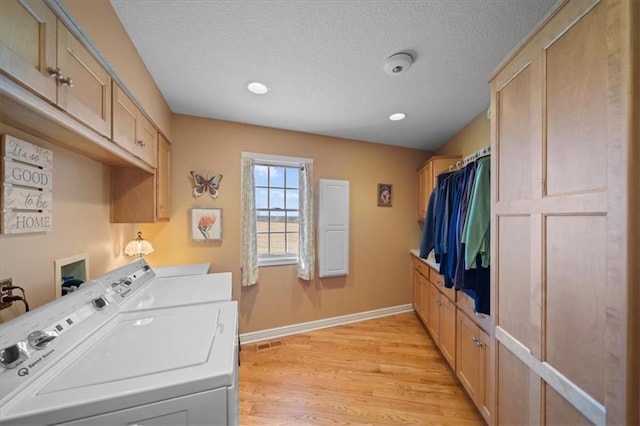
left=0, top=0, right=111, bottom=137
left=113, top=84, right=156, bottom=167
left=417, top=156, right=460, bottom=220
left=0, top=0, right=173, bottom=223
left=0, top=0, right=57, bottom=103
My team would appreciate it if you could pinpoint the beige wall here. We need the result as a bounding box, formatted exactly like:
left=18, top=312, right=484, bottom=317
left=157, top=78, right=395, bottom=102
left=61, top=0, right=173, bottom=139
left=0, top=124, right=134, bottom=322
left=140, top=115, right=429, bottom=333
left=437, top=110, right=490, bottom=157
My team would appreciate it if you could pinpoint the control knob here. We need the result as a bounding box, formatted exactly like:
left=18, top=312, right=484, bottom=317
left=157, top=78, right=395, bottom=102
left=27, top=330, right=58, bottom=350
left=0, top=342, right=29, bottom=369
left=92, top=296, right=108, bottom=310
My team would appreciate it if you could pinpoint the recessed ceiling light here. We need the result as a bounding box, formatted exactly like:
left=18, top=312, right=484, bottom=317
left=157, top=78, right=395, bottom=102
left=389, top=113, right=406, bottom=121
left=247, top=82, right=268, bottom=95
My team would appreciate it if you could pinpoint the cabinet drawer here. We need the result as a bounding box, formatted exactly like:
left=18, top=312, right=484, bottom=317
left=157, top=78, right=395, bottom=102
left=457, top=291, right=491, bottom=332
left=413, top=258, right=430, bottom=279
left=429, top=269, right=456, bottom=302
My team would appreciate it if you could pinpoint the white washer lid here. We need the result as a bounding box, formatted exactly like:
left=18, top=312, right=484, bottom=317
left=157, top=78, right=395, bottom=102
left=41, top=304, right=222, bottom=392
left=0, top=301, right=237, bottom=425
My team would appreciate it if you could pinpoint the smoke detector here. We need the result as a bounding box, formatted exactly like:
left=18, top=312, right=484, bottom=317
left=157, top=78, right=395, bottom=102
left=384, top=52, right=413, bottom=76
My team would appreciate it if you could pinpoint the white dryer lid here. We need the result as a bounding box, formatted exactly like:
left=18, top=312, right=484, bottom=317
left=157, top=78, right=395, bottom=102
left=123, top=272, right=232, bottom=310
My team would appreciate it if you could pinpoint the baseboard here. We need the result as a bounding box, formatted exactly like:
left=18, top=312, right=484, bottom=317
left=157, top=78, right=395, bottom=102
left=240, top=304, right=414, bottom=344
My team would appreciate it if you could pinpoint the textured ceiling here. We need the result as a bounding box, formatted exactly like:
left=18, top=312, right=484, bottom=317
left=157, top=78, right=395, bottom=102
left=110, top=0, right=556, bottom=151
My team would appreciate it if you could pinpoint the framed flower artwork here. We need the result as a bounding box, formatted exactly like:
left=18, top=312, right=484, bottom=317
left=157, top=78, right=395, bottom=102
left=191, top=208, right=222, bottom=241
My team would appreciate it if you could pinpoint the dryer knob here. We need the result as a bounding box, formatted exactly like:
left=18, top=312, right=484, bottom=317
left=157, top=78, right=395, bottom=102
left=27, top=330, right=58, bottom=350
left=0, top=342, right=29, bottom=369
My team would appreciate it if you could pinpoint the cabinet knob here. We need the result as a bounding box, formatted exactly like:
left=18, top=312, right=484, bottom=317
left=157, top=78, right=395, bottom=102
left=59, top=76, right=74, bottom=87
left=471, top=336, right=483, bottom=347
left=137, top=140, right=146, bottom=147
left=47, top=67, right=62, bottom=79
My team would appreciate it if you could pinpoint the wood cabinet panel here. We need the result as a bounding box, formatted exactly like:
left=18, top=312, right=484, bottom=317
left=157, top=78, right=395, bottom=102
left=439, top=296, right=456, bottom=368
left=156, top=134, right=170, bottom=220
left=138, top=114, right=157, bottom=167
left=412, top=269, right=421, bottom=312
left=418, top=162, right=431, bottom=220
left=56, top=24, right=111, bottom=137
left=112, top=83, right=156, bottom=167
left=497, top=343, right=534, bottom=425
left=456, top=312, right=479, bottom=402
left=545, top=384, right=591, bottom=425
left=419, top=275, right=429, bottom=326
left=497, top=215, right=533, bottom=349
left=496, top=64, right=532, bottom=202
left=545, top=215, right=606, bottom=403
left=427, top=284, right=440, bottom=345
left=417, top=156, right=459, bottom=221
left=545, top=1, right=607, bottom=196
left=111, top=167, right=156, bottom=223
left=0, top=0, right=57, bottom=103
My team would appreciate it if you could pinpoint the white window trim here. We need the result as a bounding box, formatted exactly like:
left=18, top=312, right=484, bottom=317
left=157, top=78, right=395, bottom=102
left=258, top=254, right=298, bottom=267
left=241, top=151, right=313, bottom=166
left=245, top=152, right=312, bottom=267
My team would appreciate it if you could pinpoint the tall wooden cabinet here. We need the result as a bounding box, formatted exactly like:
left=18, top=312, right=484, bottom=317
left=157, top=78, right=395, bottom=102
left=417, top=156, right=460, bottom=220
left=490, top=1, right=639, bottom=424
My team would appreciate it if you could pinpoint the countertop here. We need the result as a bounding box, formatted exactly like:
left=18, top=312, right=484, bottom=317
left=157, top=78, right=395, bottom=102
left=410, top=249, right=439, bottom=271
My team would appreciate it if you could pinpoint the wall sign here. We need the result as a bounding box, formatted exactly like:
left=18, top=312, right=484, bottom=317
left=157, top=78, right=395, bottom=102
left=1, top=135, right=53, bottom=234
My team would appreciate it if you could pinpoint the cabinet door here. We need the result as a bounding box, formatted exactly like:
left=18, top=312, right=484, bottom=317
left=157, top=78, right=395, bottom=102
left=138, top=114, right=157, bottom=167
left=0, top=0, right=57, bottom=103
left=427, top=284, right=440, bottom=344
left=456, top=311, right=479, bottom=402
left=156, top=134, right=171, bottom=219
left=419, top=274, right=429, bottom=325
left=439, top=295, right=456, bottom=368
left=412, top=269, right=421, bottom=312
left=57, top=24, right=111, bottom=136
left=417, top=163, right=431, bottom=220
left=477, top=328, right=491, bottom=423
left=112, top=83, right=139, bottom=153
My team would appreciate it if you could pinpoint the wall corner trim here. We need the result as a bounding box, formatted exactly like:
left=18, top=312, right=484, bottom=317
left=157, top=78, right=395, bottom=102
left=240, top=304, right=414, bottom=344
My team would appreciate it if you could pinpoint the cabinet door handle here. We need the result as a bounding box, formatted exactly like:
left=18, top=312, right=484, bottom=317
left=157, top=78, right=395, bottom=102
left=471, top=336, right=483, bottom=347
left=137, top=140, right=146, bottom=147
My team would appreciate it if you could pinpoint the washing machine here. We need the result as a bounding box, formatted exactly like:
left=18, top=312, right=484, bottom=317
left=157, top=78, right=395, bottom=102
left=0, top=259, right=238, bottom=425
left=152, top=262, right=210, bottom=277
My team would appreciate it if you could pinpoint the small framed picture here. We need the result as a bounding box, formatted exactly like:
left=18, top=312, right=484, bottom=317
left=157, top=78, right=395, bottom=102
left=377, top=184, right=392, bottom=207
left=191, top=208, right=222, bottom=241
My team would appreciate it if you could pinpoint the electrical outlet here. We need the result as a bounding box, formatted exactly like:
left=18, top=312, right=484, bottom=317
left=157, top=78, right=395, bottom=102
left=0, top=278, right=13, bottom=310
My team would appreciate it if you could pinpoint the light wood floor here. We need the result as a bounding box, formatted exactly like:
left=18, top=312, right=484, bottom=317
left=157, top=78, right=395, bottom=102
left=239, top=312, right=483, bottom=425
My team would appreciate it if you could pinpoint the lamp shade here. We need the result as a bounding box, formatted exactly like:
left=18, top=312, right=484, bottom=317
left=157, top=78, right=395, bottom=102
left=124, top=231, right=154, bottom=257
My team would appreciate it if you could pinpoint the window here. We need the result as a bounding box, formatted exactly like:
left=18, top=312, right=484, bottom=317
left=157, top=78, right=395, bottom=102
left=241, top=152, right=313, bottom=275
left=254, top=164, right=300, bottom=265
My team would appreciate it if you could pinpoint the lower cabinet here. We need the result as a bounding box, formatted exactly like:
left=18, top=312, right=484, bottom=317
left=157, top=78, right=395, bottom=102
left=427, top=283, right=441, bottom=344
left=456, top=310, right=491, bottom=424
left=411, top=253, right=491, bottom=423
left=412, top=269, right=430, bottom=325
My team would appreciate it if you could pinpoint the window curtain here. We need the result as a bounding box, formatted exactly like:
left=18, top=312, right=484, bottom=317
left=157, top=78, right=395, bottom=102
left=240, top=157, right=258, bottom=286
left=298, top=163, right=315, bottom=280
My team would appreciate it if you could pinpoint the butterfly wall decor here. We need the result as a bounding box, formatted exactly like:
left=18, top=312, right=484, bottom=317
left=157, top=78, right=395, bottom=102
left=190, top=171, right=223, bottom=200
